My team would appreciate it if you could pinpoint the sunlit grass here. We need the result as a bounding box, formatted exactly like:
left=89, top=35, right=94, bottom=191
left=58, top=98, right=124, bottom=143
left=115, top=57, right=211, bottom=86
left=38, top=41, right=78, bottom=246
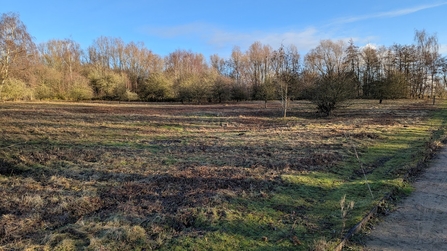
left=0, top=99, right=446, bottom=250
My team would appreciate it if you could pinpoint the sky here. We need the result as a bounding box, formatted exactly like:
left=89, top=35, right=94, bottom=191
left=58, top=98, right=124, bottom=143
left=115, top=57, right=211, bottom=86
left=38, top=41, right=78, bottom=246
left=2, top=0, right=447, bottom=59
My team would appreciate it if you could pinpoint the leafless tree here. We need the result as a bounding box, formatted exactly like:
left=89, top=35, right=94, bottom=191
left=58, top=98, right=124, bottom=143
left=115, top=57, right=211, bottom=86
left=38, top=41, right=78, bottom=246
left=165, top=49, right=212, bottom=103
left=344, top=39, right=361, bottom=96
left=229, top=46, right=250, bottom=100
left=272, top=44, right=300, bottom=117
left=414, top=29, right=440, bottom=104
left=39, top=38, right=83, bottom=81
left=360, top=45, right=381, bottom=97
left=247, top=42, right=272, bottom=86
left=304, top=40, right=355, bottom=115
left=0, top=12, right=35, bottom=100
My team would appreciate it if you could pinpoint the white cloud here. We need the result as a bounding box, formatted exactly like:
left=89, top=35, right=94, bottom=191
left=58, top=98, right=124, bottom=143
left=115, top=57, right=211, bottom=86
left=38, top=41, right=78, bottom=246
left=440, top=44, right=447, bottom=55
left=208, top=27, right=323, bottom=52
left=333, top=2, right=447, bottom=24
left=142, top=23, right=339, bottom=55
left=141, top=22, right=382, bottom=57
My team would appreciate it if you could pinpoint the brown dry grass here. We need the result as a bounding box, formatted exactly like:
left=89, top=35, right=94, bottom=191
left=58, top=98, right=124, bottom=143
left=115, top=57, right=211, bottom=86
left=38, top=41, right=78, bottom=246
left=0, top=99, right=443, bottom=250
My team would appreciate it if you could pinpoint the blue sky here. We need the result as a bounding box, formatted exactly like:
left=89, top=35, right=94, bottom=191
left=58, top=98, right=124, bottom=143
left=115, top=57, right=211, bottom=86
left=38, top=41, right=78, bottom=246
left=3, top=0, right=447, bottom=58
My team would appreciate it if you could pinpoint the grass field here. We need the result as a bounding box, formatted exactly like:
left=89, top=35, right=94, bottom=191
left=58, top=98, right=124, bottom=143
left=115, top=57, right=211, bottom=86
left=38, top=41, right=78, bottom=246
left=1, top=99, right=446, bottom=250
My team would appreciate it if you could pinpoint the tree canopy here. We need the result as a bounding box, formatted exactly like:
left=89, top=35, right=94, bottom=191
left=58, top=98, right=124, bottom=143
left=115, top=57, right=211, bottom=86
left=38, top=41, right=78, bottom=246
left=1, top=12, right=446, bottom=115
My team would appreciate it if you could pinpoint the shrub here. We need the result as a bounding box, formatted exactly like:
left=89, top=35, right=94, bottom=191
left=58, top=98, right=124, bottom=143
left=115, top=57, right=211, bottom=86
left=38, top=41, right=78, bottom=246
left=67, top=74, right=93, bottom=101
left=88, top=69, right=131, bottom=100
left=137, top=73, right=173, bottom=101
left=0, top=78, right=33, bottom=101
left=304, top=73, right=356, bottom=116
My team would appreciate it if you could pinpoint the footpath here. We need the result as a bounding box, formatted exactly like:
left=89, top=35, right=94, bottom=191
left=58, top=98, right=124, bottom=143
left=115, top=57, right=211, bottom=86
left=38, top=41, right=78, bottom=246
left=365, top=145, right=447, bottom=250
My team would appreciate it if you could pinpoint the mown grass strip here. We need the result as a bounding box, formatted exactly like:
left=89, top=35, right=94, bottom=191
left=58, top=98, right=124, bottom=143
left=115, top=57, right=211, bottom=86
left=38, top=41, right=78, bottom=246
left=338, top=100, right=447, bottom=250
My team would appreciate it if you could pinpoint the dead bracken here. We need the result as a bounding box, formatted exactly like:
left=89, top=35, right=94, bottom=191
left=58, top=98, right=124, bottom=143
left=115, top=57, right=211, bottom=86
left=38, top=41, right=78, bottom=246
left=0, top=99, right=444, bottom=250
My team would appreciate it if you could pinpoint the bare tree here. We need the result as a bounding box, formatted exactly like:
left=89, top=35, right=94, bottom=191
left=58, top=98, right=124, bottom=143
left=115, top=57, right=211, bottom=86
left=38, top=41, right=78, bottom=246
left=229, top=46, right=250, bottom=100
left=414, top=29, right=440, bottom=104
left=87, top=37, right=164, bottom=99
left=36, top=38, right=94, bottom=100
left=210, top=54, right=230, bottom=76
left=165, top=49, right=211, bottom=103
left=88, top=36, right=113, bottom=72
left=304, top=40, right=355, bottom=115
left=247, top=41, right=273, bottom=99
left=39, top=38, right=83, bottom=81
left=344, top=39, right=361, bottom=97
left=272, top=44, right=300, bottom=117
left=390, top=44, right=417, bottom=98
left=0, top=12, right=35, bottom=100
left=440, top=57, right=447, bottom=82
left=360, top=45, right=381, bottom=97
left=210, top=54, right=233, bottom=103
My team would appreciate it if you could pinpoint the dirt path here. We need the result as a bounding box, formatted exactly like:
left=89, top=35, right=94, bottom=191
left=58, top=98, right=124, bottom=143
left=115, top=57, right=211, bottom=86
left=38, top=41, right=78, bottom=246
left=365, top=146, right=447, bottom=250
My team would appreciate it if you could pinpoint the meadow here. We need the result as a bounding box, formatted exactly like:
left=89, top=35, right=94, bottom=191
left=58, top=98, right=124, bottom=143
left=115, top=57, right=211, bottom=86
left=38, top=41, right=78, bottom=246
left=0, top=99, right=446, bottom=250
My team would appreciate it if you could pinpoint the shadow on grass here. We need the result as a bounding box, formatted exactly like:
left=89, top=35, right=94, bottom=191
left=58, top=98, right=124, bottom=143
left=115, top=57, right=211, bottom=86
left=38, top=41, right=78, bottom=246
left=2, top=100, right=447, bottom=250
left=0, top=150, right=386, bottom=250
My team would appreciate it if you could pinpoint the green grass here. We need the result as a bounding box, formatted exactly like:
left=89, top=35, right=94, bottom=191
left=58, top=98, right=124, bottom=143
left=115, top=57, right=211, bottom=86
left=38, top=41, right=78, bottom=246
left=0, top=100, right=446, bottom=250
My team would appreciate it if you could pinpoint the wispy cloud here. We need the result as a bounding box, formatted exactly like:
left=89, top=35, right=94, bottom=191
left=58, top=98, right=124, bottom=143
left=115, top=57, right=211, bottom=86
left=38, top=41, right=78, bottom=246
left=333, top=2, right=447, bottom=24
left=142, top=23, right=338, bottom=55
left=141, top=22, right=381, bottom=57
left=440, top=44, right=447, bottom=55
left=208, top=27, right=323, bottom=52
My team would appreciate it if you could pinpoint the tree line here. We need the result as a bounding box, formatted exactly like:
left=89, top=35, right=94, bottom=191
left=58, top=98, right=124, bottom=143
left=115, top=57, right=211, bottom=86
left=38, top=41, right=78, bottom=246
left=1, top=12, right=446, bottom=115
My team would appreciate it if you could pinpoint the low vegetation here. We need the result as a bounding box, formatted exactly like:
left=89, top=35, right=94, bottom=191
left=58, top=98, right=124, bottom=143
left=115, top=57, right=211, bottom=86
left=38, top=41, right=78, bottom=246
left=2, top=13, right=447, bottom=120
left=1, top=99, right=447, bottom=250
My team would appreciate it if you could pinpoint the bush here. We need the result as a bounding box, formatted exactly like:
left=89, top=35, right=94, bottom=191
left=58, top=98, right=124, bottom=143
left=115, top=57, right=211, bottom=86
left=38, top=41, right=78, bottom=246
left=137, top=73, right=173, bottom=101
left=370, top=71, right=408, bottom=103
left=231, top=84, right=249, bottom=102
left=34, top=66, right=64, bottom=100
left=120, top=90, right=139, bottom=101
left=211, top=76, right=232, bottom=103
left=35, top=83, right=54, bottom=100
left=67, top=75, right=93, bottom=101
left=88, top=69, right=131, bottom=100
left=176, top=74, right=213, bottom=103
left=304, top=73, right=356, bottom=116
left=0, top=78, right=33, bottom=101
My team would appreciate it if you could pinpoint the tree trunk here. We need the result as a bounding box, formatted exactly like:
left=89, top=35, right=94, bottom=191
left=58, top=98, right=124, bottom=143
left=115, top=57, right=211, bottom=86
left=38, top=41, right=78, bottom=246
left=431, top=75, right=436, bottom=105
left=283, top=98, right=288, bottom=118
left=283, top=85, right=288, bottom=118
left=0, top=78, right=5, bottom=101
